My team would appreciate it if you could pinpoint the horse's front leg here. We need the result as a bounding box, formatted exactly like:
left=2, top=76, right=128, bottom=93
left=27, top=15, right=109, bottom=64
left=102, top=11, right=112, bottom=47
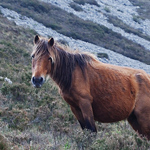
left=71, top=103, right=97, bottom=132
left=62, top=91, right=97, bottom=132
left=79, top=99, right=97, bottom=132
left=71, top=106, right=86, bottom=130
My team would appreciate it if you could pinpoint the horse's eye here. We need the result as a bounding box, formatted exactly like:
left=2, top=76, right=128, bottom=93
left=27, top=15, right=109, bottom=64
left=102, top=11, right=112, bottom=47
left=31, top=55, right=35, bottom=59
left=48, top=57, right=54, bottom=64
left=48, top=57, right=52, bottom=61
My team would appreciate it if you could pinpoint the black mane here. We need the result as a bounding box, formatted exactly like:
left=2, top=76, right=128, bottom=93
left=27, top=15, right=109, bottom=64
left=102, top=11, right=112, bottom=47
left=50, top=46, right=92, bottom=92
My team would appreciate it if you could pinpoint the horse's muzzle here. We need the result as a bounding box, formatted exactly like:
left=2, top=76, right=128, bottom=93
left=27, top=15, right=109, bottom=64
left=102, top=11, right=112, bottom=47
left=31, top=76, right=44, bottom=88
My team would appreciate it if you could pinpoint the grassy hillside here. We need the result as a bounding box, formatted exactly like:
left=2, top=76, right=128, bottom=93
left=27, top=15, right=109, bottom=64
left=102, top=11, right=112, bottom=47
left=0, top=14, right=76, bottom=149
left=1, top=0, right=150, bottom=64
left=0, top=12, right=150, bottom=149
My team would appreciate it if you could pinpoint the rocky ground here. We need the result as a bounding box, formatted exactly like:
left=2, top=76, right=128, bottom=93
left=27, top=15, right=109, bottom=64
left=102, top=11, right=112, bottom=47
left=40, top=0, right=150, bottom=51
left=0, top=1, right=150, bottom=73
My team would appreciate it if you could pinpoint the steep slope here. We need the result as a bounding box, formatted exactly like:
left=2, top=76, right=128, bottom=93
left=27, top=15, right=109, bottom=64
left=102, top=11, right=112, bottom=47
left=0, top=0, right=150, bottom=64
left=0, top=0, right=150, bottom=149
left=0, top=6, right=150, bottom=74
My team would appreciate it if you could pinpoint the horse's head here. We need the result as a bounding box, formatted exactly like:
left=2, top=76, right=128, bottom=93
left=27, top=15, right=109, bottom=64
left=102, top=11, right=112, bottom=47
left=31, top=35, right=54, bottom=88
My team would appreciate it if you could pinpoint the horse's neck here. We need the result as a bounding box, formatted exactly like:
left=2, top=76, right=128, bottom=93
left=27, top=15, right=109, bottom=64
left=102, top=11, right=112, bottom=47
left=50, top=49, right=74, bottom=92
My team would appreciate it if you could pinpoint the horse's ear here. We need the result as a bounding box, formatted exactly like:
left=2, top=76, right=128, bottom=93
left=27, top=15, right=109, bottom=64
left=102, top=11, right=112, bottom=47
left=48, top=38, right=54, bottom=47
left=34, top=35, right=40, bottom=44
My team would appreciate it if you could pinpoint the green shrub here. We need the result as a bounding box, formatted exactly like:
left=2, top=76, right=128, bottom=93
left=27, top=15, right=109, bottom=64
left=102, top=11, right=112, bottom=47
left=97, top=53, right=109, bottom=59
left=0, top=134, right=11, bottom=150
left=73, top=0, right=100, bottom=6
left=70, top=2, right=83, bottom=12
left=57, top=39, right=69, bottom=46
left=104, top=7, right=111, bottom=13
left=1, top=82, right=30, bottom=101
left=133, top=15, right=141, bottom=24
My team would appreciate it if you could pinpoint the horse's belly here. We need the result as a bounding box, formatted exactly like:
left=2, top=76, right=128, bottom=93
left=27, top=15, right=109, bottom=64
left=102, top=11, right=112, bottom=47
left=92, top=97, right=135, bottom=123
left=93, top=109, right=129, bottom=123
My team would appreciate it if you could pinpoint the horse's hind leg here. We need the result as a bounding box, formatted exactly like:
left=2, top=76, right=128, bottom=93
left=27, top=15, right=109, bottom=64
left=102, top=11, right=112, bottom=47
left=79, top=100, right=97, bottom=132
left=127, top=111, right=143, bottom=136
left=128, top=99, right=150, bottom=140
left=128, top=73, right=150, bottom=139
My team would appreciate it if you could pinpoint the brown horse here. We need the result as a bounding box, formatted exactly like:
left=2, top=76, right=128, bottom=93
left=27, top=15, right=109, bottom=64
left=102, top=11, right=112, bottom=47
left=31, top=35, right=150, bottom=139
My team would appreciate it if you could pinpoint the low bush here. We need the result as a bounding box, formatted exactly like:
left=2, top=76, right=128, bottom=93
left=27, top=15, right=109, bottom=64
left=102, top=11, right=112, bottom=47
left=97, top=52, right=109, bottom=59
left=0, top=134, right=11, bottom=150
left=73, top=0, right=100, bottom=7
left=69, top=2, right=83, bottom=12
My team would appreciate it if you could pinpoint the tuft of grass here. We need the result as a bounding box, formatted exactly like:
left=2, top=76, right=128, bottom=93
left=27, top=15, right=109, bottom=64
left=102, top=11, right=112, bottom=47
left=0, top=134, right=11, bottom=150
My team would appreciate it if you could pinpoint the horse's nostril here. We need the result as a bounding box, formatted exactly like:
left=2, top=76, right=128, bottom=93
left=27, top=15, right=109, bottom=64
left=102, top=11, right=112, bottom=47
left=32, top=76, right=44, bottom=85
left=40, top=77, right=43, bottom=83
left=32, top=76, right=35, bottom=83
